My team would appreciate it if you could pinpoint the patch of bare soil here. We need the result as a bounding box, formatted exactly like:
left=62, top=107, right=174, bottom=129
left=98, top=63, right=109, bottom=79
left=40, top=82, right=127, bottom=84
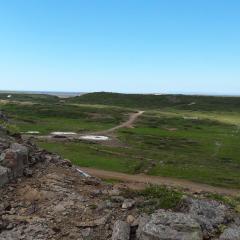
left=80, top=167, right=240, bottom=196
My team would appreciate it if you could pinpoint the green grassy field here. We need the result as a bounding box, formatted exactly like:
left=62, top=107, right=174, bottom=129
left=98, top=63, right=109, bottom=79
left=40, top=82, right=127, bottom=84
left=38, top=141, right=142, bottom=173
left=0, top=102, right=132, bottom=134
left=117, top=113, right=240, bottom=188
left=1, top=92, right=240, bottom=188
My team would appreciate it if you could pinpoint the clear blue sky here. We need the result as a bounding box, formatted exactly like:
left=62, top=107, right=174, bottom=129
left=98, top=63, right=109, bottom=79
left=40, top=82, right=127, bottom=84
left=0, top=0, right=239, bottom=94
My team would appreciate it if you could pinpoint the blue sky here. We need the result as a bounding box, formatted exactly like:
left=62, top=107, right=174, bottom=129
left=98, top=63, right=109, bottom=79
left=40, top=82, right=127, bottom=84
left=0, top=0, right=239, bottom=94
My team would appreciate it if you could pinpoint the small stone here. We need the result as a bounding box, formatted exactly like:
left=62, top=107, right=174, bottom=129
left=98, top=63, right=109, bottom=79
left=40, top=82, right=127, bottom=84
left=81, top=227, right=92, bottom=237
left=91, top=189, right=102, bottom=197
left=126, top=215, right=136, bottom=225
left=111, top=196, right=125, bottom=203
left=52, top=226, right=61, bottom=233
left=23, top=168, right=33, bottom=177
left=122, top=199, right=135, bottom=210
left=108, top=188, right=121, bottom=196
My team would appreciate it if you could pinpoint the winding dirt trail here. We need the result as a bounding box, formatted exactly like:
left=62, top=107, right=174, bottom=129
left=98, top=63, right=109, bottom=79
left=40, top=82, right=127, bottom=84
left=80, top=167, right=240, bottom=196
left=31, top=110, right=145, bottom=140
left=96, top=111, right=145, bottom=135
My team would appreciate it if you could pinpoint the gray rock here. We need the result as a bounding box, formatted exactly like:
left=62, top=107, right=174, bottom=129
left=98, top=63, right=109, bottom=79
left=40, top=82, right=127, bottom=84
left=185, top=198, right=229, bottom=238
left=0, top=222, right=53, bottom=240
left=138, top=209, right=202, bottom=240
left=122, top=199, right=135, bottom=209
left=23, top=168, right=33, bottom=177
left=112, top=220, right=130, bottom=240
left=81, top=227, right=92, bottom=237
left=219, top=226, right=240, bottom=240
left=10, top=143, right=29, bottom=165
left=0, top=144, right=29, bottom=178
left=0, top=166, right=10, bottom=187
left=136, top=215, right=150, bottom=239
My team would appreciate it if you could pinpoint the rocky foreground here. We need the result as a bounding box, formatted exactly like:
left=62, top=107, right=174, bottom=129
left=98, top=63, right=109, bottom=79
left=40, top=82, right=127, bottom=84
left=0, top=125, right=240, bottom=239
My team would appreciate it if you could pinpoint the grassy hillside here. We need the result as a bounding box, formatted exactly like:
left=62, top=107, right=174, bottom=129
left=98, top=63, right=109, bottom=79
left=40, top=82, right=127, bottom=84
left=0, top=102, right=132, bottom=134
left=67, top=92, right=240, bottom=112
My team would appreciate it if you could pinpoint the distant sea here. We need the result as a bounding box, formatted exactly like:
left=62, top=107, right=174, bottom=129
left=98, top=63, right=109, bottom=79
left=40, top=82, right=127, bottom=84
left=0, top=90, right=86, bottom=98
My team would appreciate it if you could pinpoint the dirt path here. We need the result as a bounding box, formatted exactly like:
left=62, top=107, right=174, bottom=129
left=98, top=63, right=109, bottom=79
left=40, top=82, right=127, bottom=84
left=29, top=111, right=144, bottom=140
left=80, top=167, right=240, bottom=196
left=96, top=111, right=145, bottom=135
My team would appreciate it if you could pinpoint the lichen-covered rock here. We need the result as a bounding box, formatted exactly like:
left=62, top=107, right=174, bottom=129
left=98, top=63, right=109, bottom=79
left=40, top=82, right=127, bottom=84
left=184, top=198, right=230, bottom=238
left=112, top=220, right=130, bottom=240
left=137, top=209, right=203, bottom=240
left=219, top=226, right=240, bottom=240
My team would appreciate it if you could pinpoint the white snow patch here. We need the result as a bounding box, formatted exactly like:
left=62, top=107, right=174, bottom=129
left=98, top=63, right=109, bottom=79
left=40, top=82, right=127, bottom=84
left=51, top=132, right=77, bottom=135
left=76, top=168, right=91, bottom=178
left=25, top=131, right=40, bottom=134
left=79, top=135, right=109, bottom=141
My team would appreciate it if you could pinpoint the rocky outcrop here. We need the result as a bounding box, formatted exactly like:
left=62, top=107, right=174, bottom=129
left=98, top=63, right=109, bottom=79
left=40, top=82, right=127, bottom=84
left=112, top=220, right=130, bottom=240
left=219, top=226, right=240, bottom=240
left=182, top=197, right=231, bottom=238
left=0, top=130, right=240, bottom=240
left=0, top=143, right=29, bottom=183
left=137, top=210, right=202, bottom=240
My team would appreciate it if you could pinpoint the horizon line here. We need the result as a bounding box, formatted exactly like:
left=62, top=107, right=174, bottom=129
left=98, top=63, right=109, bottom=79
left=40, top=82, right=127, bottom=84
left=0, top=89, right=240, bottom=97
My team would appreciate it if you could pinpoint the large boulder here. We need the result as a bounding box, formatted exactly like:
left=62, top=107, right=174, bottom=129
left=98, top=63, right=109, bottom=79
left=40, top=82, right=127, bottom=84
left=0, top=166, right=10, bottom=187
left=10, top=143, right=29, bottom=165
left=137, top=209, right=203, bottom=240
left=0, top=143, right=29, bottom=179
left=112, top=220, right=130, bottom=240
left=219, top=226, right=240, bottom=240
left=184, top=198, right=230, bottom=238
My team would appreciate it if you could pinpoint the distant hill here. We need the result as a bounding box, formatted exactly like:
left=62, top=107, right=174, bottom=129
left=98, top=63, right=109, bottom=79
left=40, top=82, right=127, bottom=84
left=0, top=93, right=59, bottom=104
left=66, top=92, right=240, bottom=111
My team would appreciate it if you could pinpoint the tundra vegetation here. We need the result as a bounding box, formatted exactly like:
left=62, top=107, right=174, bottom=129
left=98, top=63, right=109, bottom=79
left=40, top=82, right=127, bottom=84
left=1, top=92, right=240, bottom=188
